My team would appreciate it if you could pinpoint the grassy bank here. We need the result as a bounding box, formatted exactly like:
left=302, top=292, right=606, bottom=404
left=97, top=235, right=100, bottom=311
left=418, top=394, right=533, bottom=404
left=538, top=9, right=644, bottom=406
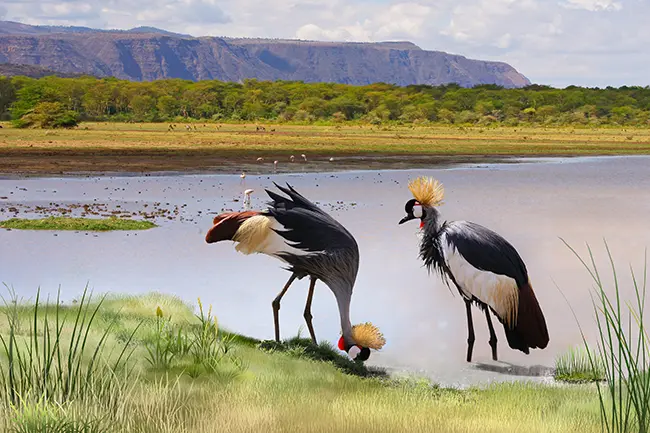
left=1, top=122, right=649, bottom=175
left=0, top=288, right=601, bottom=433
left=0, top=217, right=157, bottom=231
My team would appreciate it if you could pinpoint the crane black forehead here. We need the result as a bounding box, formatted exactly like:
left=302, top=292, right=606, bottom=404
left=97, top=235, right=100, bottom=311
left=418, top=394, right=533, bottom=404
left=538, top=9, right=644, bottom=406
left=405, top=198, right=417, bottom=212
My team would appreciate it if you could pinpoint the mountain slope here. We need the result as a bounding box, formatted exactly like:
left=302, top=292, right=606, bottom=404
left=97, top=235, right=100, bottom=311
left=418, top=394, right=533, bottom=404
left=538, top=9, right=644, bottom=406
left=0, top=21, right=189, bottom=37
left=0, top=63, right=90, bottom=78
left=0, top=21, right=530, bottom=88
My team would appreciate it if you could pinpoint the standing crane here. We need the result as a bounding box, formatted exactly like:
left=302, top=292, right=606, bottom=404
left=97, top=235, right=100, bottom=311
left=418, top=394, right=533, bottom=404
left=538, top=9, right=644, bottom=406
left=205, top=183, right=385, bottom=361
left=398, top=176, right=549, bottom=362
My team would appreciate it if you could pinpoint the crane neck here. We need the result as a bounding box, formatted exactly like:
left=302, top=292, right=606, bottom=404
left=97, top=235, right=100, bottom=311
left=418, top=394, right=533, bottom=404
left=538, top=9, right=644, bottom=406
left=422, top=206, right=441, bottom=231
left=333, top=284, right=354, bottom=346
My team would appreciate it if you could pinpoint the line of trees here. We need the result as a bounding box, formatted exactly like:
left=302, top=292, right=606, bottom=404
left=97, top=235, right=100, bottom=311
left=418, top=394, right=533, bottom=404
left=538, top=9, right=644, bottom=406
left=1, top=75, right=650, bottom=127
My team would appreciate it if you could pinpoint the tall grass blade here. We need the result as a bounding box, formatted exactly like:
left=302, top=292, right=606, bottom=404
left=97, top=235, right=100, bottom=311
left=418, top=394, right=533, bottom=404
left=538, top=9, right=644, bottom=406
left=561, top=238, right=650, bottom=433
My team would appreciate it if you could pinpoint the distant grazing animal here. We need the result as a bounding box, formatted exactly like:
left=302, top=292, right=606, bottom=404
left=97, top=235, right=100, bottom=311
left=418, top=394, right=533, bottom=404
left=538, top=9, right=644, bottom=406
left=205, top=183, right=385, bottom=361
left=257, top=157, right=264, bottom=162
left=301, top=154, right=307, bottom=162
left=398, top=177, right=549, bottom=362
left=290, top=155, right=295, bottom=162
left=273, top=160, right=278, bottom=171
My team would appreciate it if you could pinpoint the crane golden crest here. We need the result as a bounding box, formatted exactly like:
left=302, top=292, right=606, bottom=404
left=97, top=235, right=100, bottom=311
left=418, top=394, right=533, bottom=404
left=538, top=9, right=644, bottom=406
left=408, top=176, right=445, bottom=207
left=351, top=322, right=386, bottom=350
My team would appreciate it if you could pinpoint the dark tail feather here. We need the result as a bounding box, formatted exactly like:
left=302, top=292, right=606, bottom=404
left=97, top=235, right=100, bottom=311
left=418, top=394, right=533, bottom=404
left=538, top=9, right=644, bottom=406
left=502, top=280, right=549, bottom=354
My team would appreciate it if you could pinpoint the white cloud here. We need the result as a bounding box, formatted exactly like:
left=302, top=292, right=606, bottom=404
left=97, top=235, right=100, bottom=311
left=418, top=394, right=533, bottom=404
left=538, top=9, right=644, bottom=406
left=40, top=2, right=99, bottom=20
left=1, top=0, right=649, bottom=87
left=135, top=0, right=230, bottom=25
left=562, top=0, right=622, bottom=11
left=296, top=24, right=362, bottom=41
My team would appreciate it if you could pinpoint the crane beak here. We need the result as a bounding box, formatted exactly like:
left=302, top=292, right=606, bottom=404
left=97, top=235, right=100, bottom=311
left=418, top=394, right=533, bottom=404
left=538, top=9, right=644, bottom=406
left=399, top=215, right=414, bottom=225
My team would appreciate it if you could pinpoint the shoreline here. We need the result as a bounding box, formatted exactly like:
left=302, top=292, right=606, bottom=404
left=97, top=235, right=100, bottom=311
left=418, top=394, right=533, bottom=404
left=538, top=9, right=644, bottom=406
left=3, top=122, right=650, bottom=178
left=0, top=153, right=582, bottom=179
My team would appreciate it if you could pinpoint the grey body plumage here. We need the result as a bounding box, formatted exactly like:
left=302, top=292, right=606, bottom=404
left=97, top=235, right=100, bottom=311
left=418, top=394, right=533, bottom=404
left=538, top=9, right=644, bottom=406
left=264, top=183, right=360, bottom=291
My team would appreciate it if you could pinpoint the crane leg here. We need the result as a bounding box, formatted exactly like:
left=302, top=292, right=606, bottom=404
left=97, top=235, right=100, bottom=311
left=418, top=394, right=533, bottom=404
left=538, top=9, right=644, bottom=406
left=303, top=277, right=317, bottom=344
left=272, top=273, right=298, bottom=343
left=465, top=300, right=475, bottom=363
left=484, top=309, right=498, bottom=361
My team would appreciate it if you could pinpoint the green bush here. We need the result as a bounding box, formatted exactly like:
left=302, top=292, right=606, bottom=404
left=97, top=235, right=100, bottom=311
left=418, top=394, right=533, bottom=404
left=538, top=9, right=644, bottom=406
left=15, top=102, right=79, bottom=129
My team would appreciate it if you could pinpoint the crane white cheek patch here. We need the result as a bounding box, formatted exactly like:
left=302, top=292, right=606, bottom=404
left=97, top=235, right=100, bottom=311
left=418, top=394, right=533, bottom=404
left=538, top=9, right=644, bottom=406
left=412, top=205, right=423, bottom=218
left=348, top=346, right=361, bottom=360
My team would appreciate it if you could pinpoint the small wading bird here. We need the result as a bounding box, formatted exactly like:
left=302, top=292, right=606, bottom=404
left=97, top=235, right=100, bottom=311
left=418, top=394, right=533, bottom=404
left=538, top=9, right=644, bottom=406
left=243, top=189, right=254, bottom=210
left=205, top=183, right=385, bottom=361
left=399, top=177, right=549, bottom=362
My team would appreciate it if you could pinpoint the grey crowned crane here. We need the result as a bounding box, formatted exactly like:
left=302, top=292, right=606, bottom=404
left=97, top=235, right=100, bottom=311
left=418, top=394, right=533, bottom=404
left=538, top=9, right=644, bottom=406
left=399, top=177, right=549, bottom=362
left=205, top=183, right=385, bottom=361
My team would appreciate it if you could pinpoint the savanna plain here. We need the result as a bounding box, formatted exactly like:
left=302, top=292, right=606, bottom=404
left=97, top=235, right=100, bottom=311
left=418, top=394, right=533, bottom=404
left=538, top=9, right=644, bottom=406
left=1, top=122, right=650, bottom=175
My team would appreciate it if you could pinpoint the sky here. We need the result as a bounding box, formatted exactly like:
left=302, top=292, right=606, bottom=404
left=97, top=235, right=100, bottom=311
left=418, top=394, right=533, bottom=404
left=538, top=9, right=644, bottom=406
left=1, top=0, right=648, bottom=88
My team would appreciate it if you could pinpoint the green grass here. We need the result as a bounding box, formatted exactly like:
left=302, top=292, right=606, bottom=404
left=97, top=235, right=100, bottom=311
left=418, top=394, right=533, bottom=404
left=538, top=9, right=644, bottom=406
left=0, top=217, right=157, bottom=231
left=555, top=346, right=606, bottom=383
left=562, top=240, right=650, bottom=432
left=0, top=287, right=603, bottom=433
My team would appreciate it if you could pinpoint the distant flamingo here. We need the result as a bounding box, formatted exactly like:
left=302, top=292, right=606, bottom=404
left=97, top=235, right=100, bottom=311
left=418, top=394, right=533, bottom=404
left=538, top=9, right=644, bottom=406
left=243, top=189, right=254, bottom=210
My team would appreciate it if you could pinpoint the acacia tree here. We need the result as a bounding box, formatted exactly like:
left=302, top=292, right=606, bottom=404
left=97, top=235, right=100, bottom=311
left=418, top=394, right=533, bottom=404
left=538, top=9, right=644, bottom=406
left=17, top=102, right=79, bottom=129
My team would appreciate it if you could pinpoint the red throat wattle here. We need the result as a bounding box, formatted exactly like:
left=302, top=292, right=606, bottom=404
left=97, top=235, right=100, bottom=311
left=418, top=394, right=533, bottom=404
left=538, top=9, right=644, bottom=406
left=337, top=336, right=345, bottom=351
left=420, top=220, right=425, bottom=229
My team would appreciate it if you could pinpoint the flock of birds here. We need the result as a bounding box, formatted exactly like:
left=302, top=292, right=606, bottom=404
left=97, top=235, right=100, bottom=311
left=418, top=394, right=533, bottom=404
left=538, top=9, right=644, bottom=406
left=240, top=153, right=336, bottom=180
left=205, top=177, right=550, bottom=363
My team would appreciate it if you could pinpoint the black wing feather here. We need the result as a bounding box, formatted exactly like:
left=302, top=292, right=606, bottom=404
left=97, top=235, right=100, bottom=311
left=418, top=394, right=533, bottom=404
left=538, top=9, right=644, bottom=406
left=444, top=222, right=528, bottom=287
left=263, top=183, right=358, bottom=254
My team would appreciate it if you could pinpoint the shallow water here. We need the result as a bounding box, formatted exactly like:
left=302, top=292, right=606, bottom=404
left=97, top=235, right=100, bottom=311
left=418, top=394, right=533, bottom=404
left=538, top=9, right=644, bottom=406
left=1, top=155, right=650, bottom=387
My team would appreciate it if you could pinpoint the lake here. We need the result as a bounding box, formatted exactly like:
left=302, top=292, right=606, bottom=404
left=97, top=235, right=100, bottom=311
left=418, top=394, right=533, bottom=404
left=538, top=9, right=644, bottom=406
left=1, top=155, right=650, bottom=387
